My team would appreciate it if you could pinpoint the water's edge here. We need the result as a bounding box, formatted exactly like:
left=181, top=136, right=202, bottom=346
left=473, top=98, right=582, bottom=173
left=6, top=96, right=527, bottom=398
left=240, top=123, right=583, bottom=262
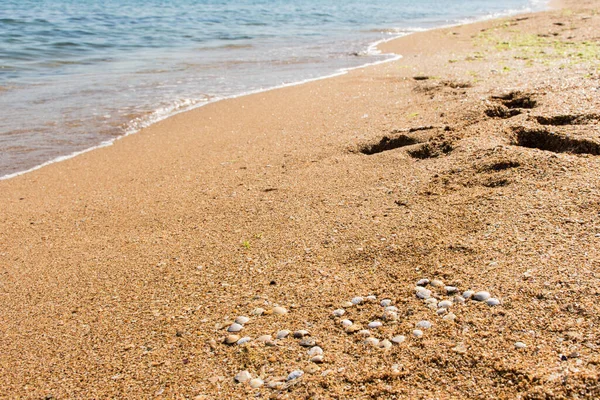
left=0, top=6, right=544, bottom=182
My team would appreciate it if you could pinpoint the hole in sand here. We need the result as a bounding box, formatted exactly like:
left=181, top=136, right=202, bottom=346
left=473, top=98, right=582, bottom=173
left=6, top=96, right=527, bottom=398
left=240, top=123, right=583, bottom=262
left=408, top=141, right=454, bottom=159
left=359, top=135, right=421, bottom=155
left=492, top=92, right=537, bottom=109
left=481, top=160, right=521, bottom=171
left=485, top=105, right=522, bottom=119
left=535, top=113, right=599, bottom=126
left=512, top=127, right=600, bottom=155
left=482, top=178, right=510, bottom=188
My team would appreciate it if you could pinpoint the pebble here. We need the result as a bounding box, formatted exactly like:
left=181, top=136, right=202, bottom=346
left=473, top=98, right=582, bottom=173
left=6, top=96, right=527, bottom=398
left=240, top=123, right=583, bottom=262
left=237, top=336, right=252, bottom=345
left=341, top=319, right=353, bottom=327
left=224, top=335, right=240, bottom=344
left=425, top=298, right=438, bottom=305
left=228, top=323, right=243, bottom=332
left=453, top=296, right=465, bottom=304
left=416, top=286, right=432, bottom=299
left=273, top=306, right=288, bottom=315
left=351, top=297, right=364, bottom=305
left=385, top=306, right=399, bottom=312
left=234, top=370, right=252, bottom=383
left=365, top=337, right=380, bottom=347
left=380, top=299, right=392, bottom=307
left=368, top=321, right=383, bottom=329
left=431, top=279, right=444, bottom=288
left=276, top=330, right=290, bottom=339
left=357, top=329, right=372, bottom=337
left=462, top=290, right=474, bottom=299
left=235, top=316, right=250, bottom=325
left=445, top=286, right=458, bottom=294
left=427, top=303, right=438, bottom=310
left=443, top=312, right=456, bottom=322
left=417, top=278, right=430, bottom=286
left=249, top=378, right=264, bottom=389
left=332, top=309, right=345, bottom=317
left=486, top=298, right=501, bottom=306
left=251, top=308, right=265, bottom=316
left=413, top=329, right=423, bottom=338
left=473, top=291, right=491, bottom=301
left=382, top=310, right=398, bottom=321
left=311, top=355, right=324, bottom=363
left=293, top=330, right=309, bottom=338
left=438, top=300, right=453, bottom=308
left=436, top=308, right=447, bottom=315
left=308, top=346, right=323, bottom=356
left=366, top=295, right=377, bottom=301
left=515, top=342, right=527, bottom=349
left=287, top=370, right=304, bottom=381
left=392, top=335, right=406, bottom=344
left=300, top=337, right=316, bottom=347
left=342, top=301, right=353, bottom=308
left=379, top=339, right=392, bottom=350
left=416, top=320, right=432, bottom=329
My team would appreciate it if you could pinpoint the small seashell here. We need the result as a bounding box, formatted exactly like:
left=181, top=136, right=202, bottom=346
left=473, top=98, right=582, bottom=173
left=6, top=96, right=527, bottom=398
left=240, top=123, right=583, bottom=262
left=368, top=321, right=383, bottom=329
left=416, top=320, right=432, bottom=329
left=486, top=298, right=501, bottom=306
left=293, top=330, right=309, bottom=338
left=224, top=335, right=240, bottom=345
left=308, top=346, right=323, bottom=356
left=234, top=370, right=252, bottom=383
left=286, top=370, right=304, bottom=381
left=272, top=306, right=288, bottom=315
left=391, top=335, right=406, bottom=344
left=276, top=330, right=290, bottom=339
left=351, top=297, right=364, bottom=305
left=332, top=309, right=345, bottom=317
left=380, top=299, right=392, bottom=307
left=236, top=336, right=252, bottom=345
left=227, top=323, right=243, bottom=332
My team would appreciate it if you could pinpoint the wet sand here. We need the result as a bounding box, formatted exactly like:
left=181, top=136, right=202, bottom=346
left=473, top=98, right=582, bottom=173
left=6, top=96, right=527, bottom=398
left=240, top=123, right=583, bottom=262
left=1, top=0, right=600, bottom=398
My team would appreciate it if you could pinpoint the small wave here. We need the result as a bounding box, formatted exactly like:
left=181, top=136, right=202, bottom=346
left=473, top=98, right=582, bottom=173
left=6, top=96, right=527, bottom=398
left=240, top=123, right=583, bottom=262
left=242, top=22, right=268, bottom=26
left=195, top=43, right=254, bottom=51
left=217, top=34, right=254, bottom=41
left=124, top=97, right=212, bottom=135
left=363, top=27, right=427, bottom=34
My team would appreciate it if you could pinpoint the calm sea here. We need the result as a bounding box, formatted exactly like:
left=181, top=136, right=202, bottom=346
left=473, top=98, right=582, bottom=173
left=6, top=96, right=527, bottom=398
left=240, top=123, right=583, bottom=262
left=0, top=0, right=545, bottom=178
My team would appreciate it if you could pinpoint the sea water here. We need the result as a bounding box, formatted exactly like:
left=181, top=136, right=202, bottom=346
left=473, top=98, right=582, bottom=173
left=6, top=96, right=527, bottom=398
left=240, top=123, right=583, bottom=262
left=0, top=0, right=546, bottom=178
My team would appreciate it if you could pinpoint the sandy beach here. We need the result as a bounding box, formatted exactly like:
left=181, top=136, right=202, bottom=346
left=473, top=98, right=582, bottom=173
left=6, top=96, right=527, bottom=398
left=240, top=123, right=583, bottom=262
left=1, top=0, right=600, bottom=398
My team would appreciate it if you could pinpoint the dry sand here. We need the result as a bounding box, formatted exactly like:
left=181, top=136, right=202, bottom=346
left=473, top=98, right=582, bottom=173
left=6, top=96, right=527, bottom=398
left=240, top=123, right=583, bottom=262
left=1, top=0, right=599, bottom=398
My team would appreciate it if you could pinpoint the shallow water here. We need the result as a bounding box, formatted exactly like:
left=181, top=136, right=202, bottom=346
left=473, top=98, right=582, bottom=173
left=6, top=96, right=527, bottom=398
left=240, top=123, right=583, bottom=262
left=0, top=0, right=546, bottom=178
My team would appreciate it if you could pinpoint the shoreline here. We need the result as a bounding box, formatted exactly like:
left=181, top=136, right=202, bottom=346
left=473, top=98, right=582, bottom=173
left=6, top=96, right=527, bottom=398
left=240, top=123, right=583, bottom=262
left=1, top=0, right=599, bottom=398
left=0, top=1, right=546, bottom=182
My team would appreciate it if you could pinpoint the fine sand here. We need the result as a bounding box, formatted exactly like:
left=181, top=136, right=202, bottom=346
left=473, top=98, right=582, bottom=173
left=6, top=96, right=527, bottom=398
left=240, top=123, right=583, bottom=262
left=1, top=1, right=600, bottom=398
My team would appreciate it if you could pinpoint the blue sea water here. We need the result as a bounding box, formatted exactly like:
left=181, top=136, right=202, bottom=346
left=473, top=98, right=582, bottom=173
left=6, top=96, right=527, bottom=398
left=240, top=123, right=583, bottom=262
left=0, top=0, right=546, bottom=178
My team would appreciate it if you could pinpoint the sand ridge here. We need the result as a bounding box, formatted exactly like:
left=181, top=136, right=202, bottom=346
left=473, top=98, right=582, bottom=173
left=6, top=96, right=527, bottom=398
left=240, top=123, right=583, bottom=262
left=0, top=0, right=600, bottom=398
